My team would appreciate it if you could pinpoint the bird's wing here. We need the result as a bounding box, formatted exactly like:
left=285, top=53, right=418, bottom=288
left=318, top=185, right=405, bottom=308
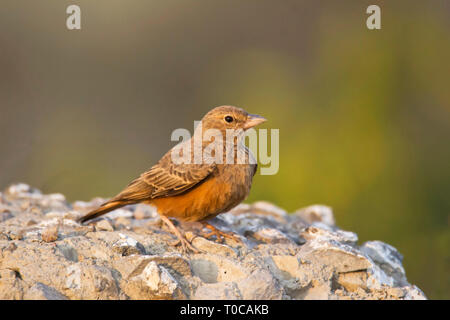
left=111, top=151, right=216, bottom=203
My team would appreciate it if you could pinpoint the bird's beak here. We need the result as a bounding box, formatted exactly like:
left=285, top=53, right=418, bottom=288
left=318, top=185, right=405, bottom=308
left=244, top=114, right=267, bottom=130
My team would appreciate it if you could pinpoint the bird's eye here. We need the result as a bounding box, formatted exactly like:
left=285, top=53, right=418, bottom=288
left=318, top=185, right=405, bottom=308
left=224, top=116, right=234, bottom=123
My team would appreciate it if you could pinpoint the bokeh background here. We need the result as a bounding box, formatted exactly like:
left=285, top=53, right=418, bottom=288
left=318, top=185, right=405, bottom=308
left=0, top=0, right=448, bottom=298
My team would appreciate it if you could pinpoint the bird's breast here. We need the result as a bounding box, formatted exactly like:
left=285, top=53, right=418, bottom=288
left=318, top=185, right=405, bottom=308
left=150, top=163, right=255, bottom=222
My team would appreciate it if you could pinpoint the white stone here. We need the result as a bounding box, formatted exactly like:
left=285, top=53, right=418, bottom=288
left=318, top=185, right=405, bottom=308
left=295, top=205, right=335, bottom=226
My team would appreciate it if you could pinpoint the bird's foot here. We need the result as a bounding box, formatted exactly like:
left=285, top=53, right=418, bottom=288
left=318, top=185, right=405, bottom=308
left=160, top=215, right=200, bottom=254
left=201, top=222, right=241, bottom=243
left=169, top=237, right=200, bottom=254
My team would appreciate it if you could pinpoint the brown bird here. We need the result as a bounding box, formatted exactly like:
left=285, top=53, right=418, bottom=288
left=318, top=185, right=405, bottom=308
left=78, top=106, right=267, bottom=252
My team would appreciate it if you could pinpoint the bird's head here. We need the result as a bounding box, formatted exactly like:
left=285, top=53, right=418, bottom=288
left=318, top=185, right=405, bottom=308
left=200, top=105, right=267, bottom=133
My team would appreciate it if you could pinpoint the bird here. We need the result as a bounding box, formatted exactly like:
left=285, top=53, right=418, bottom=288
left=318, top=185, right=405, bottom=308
left=78, top=105, right=267, bottom=252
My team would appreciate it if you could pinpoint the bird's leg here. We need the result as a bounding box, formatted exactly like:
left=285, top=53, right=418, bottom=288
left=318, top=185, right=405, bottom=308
left=201, top=222, right=241, bottom=243
left=160, top=215, right=200, bottom=253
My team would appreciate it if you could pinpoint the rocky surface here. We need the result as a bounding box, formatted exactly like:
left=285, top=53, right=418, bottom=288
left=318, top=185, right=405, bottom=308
left=0, top=183, right=426, bottom=300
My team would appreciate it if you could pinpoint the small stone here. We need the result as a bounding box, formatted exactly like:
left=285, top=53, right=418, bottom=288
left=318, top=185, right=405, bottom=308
left=184, top=231, right=197, bottom=243
left=9, top=230, right=24, bottom=240
left=134, top=204, right=157, bottom=220
left=45, top=210, right=78, bottom=220
left=48, top=193, right=66, bottom=202
left=107, top=208, right=133, bottom=219
left=0, top=210, right=13, bottom=222
left=7, top=183, right=33, bottom=196
left=126, top=261, right=184, bottom=299
left=386, top=287, right=406, bottom=299
left=402, top=285, right=427, bottom=300
left=112, top=233, right=145, bottom=256
left=72, top=200, right=98, bottom=213
left=115, top=216, right=131, bottom=227
left=251, top=201, right=288, bottom=222
left=248, top=228, right=294, bottom=244
left=301, top=226, right=358, bottom=246
left=41, top=225, right=59, bottom=242
left=295, top=205, right=335, bottom=226
left=20, top=201, right=31, bottom=210
left=4, top=242, right=17, bottom=253
left=30, top=206, right=43, bottom=215
left=26, top=219, right=37, bottom=226
left=95, top=219, right=114, bottom=232
left=125, top=254, right=192, bottom=279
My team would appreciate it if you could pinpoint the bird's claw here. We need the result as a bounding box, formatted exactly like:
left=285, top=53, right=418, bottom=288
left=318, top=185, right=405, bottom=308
left=201, top=224, right=241, bottom=243
left=169, top=236, right=201, bottom=254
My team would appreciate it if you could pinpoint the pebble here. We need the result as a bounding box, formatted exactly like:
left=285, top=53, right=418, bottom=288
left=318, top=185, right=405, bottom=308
left=295, top=205, right=335, bottom=226
left=95, top=219, right=114, bottom=232
left=134, top=204, right=157, bottom=220
left=41, top=225, right=59, bottom=242
left=9, top=230, right=24, bottom=240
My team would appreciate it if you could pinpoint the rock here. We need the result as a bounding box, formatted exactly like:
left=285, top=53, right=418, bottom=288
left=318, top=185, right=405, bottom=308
left=227, top=203, right=251, bottom=215
left=300, top=226, right=358, bottom=246
left=95, top=219, right=114, bottom=232
left=402, top=285, right=427, bottom=300
left=237, top=269, right=284, bottom=299
left=56, top=243, right=79, bottom=262
left=250, top=201, right=288, bottom=223
left=125, top=261, right=185, bottom=299
left=337, top=271, right=368, bottom=292
left=0, top=211, right=13, bottom=222
left=63, top=264, right=121, bottom=299
left=247, top=228, right=294, bottom=244
left=134, top=204, right=158, bottom=220
left=114, top=216, right=131, bottom=228
left=26, top=219, right=37, bottom=226
left=106, top=208, right=133, bottom=220
left=360, top=241, right=407, bottom=286
left=295, top=280, right=331, bottom=300
left=112, top=233, right=146, bottom=256
left=190, top=237, right=237, bottom=257
left=193, top=282, right=242, bottom=300
left=0, top=183, right=427, bottom=300
left=6, top=183, right=35, bottom=196
left=0, top=269, right=26, bottom=299
left=9, top=230, right=24, bottom=240
left=190, top=255, right=247, bottom=284
left=295, top=205, right=335, bottom=226
left=41, top=225, right=59, bottom=242
left=124, top=254, right=192, bottom=279
left=299, top=229, right=371, bottom=273
left=24, top=282, right=68, bottom=300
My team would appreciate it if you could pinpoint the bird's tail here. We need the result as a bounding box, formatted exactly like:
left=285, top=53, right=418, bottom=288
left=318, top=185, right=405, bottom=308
left=77, top=200, right=131, bottom=223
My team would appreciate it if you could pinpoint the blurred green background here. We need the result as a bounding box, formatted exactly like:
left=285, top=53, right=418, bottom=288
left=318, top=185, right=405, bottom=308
left=0, top=1, right=448, bottom=298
